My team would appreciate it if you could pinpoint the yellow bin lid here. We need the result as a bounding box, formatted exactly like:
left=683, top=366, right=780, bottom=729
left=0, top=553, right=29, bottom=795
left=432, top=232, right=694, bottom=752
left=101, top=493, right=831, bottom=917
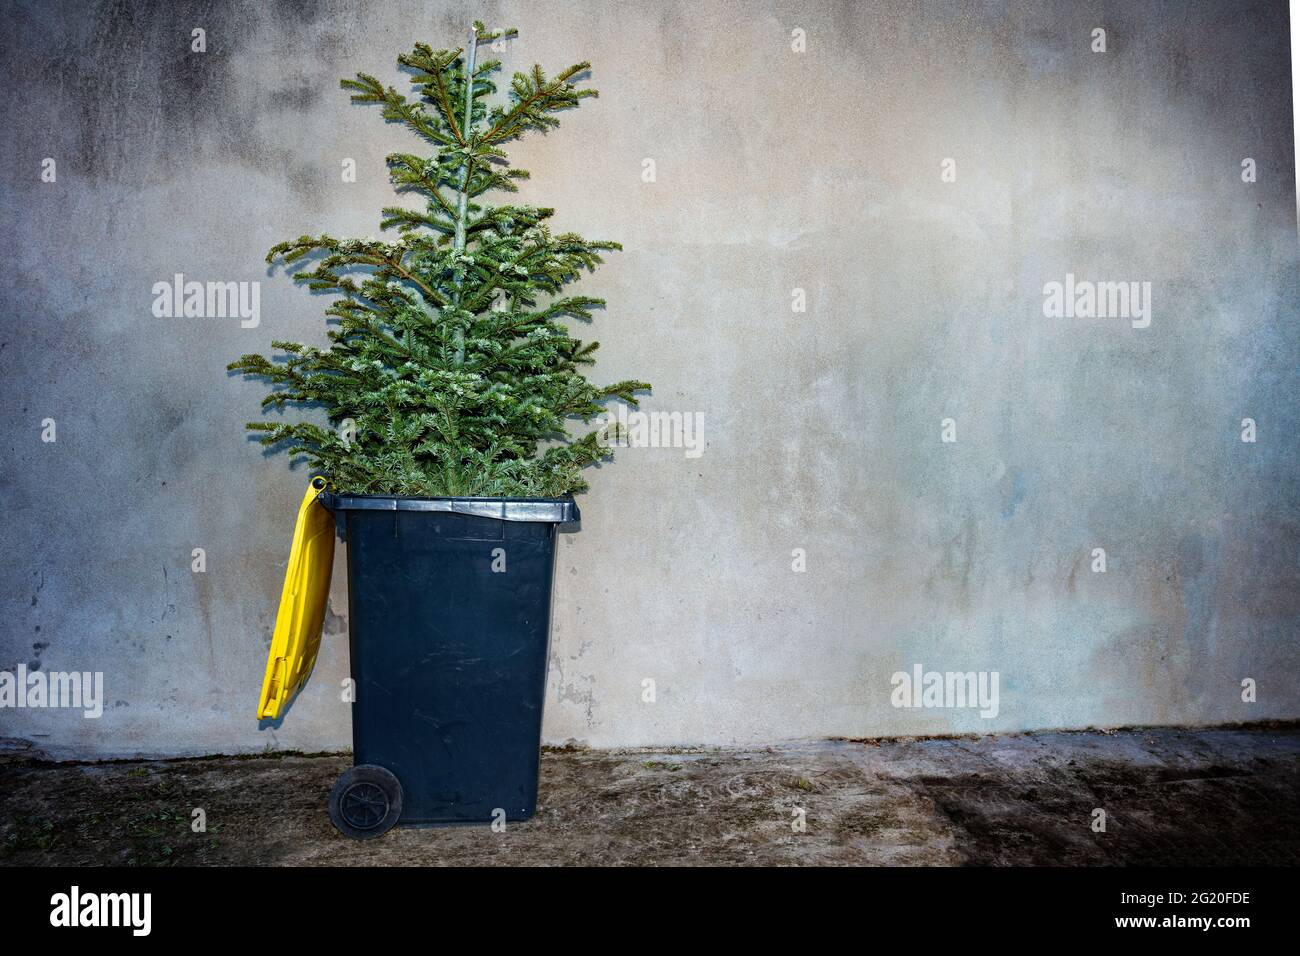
left=258, top=477, right=336, bottom=721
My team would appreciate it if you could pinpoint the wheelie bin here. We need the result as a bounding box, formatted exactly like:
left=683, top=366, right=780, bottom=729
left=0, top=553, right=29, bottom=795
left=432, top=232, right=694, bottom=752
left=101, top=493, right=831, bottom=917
left=258, top=477, right=578, bottom=839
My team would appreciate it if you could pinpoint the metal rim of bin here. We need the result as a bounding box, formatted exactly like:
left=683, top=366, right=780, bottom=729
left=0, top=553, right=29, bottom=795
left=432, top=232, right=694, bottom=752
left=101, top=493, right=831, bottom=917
left=317, top=492, right=579, bottom=525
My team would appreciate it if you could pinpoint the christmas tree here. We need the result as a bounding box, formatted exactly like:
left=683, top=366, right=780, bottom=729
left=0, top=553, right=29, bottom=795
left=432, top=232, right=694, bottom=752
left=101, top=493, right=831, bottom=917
left=229, top=23, right=649, bottom=497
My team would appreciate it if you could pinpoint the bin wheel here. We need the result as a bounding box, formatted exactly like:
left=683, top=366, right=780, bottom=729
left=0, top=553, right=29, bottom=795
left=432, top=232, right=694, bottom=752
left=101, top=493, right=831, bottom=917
left=329, top=765, right=403, bottom=839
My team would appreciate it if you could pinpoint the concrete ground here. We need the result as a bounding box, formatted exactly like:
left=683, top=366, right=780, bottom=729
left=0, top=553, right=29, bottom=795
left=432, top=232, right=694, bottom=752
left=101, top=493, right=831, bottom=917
left=2, top=727, right=1297, bottom=866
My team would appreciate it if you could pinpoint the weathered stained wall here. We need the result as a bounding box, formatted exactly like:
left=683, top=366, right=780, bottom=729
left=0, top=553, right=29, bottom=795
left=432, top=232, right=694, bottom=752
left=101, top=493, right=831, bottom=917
left=2, top=0, right=1297, bottom=758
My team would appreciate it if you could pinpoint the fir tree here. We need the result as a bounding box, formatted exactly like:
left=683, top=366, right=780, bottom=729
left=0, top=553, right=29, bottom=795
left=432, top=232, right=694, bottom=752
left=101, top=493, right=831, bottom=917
left=229, top=23, right=649, bottom=497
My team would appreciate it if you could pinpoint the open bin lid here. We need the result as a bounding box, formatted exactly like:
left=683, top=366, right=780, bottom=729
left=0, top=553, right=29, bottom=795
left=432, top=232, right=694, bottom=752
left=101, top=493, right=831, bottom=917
left=257, top=477, right=335, bottom=721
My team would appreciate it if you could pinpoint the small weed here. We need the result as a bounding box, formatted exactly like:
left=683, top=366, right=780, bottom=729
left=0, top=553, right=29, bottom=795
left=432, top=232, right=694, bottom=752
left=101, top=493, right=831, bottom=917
left=3, top=815, right=59, bottom=853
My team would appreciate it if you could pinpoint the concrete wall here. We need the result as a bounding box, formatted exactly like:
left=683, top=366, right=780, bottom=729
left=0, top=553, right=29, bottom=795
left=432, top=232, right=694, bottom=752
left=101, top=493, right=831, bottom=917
left=2, top=0, right=1297, bottom=758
